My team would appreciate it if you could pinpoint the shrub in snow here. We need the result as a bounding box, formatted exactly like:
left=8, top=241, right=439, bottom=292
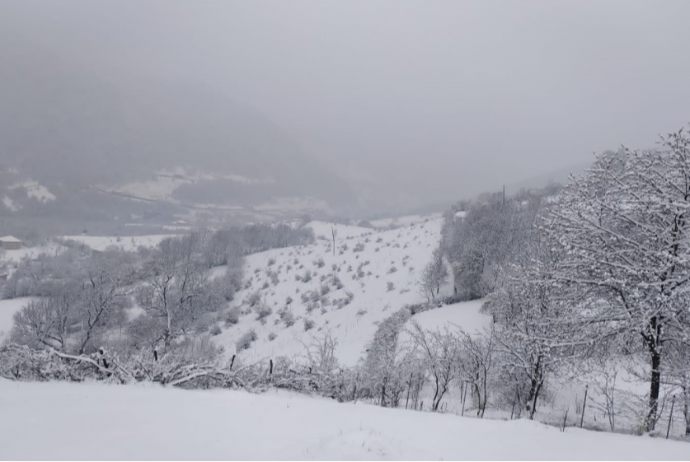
left=387, top=281, right=395, bottom=292
left=279, top=309, right=295, bottom=327
left=224, top=307, right=241, bottom=326
left=303, top=319, right=315, bottom=331
left=254, top=304, right=272, bottom=322
left=210, top=325, right=222, bottom=336
left=285, top=296, right=293, bottom=305
left=267, top=257, right=276, bottom=266
left=313, top=258, right=325, bottom=268
left=268, top=332, right=277, bottom=341
left=388, top=266, right=397, bottom=274
left=320, top=284, right=330, bottom=296
left=262, top=281, right=270, bottom=290
left=302, top=270, right=312, bottom=283
left=247, top=291, right=261, bottom=307
left=236, top=330, right=257, bottom=351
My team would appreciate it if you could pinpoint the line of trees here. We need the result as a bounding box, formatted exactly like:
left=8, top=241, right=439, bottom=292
left=439, top=126, right=690, bottom=433
left=2, top=223, right=315, bottom=362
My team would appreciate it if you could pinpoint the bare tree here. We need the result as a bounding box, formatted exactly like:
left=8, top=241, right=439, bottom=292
left=136, top=235, right=223, bottom=353
left=419, top=246, right=449, bottom=302
left=455, top=326, right=496, bottom=417
left=74, top=253, right=131, bottom=354
left=407, top=321, right=459, bottom=411
left=11, top=295, right=72, bottom=351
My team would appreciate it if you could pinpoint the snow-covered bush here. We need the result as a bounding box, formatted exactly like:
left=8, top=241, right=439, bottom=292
left=254, top=303, right=272, bottom=322
left=236, top=330, right=258, bottom=351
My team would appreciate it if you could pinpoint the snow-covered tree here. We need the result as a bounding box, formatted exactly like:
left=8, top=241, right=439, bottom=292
left=455, top=326, right=496, bottom=418
left=135, top=235, right=224, bottom=353
left=543, top=129, right=690, bottom=431
left=419, top=246, right=448, bottom=301
left=407, top=321, right=459, bottom=411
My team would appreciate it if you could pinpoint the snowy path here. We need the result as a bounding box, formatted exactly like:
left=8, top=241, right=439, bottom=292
left=0, top=380, right=687, bottom=460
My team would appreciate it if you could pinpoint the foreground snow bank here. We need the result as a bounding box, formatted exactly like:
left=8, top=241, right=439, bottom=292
left=0, top=380, right=686, bottom=460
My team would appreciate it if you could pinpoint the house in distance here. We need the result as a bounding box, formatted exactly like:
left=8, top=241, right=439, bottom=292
left=0, top=236, right=22, bottom=251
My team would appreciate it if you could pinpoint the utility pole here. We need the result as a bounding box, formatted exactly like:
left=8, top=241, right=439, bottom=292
left=331, top=227, right=337, bottom=256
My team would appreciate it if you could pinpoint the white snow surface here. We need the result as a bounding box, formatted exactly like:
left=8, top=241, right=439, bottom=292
left=9, top=180, right=56, bottom=202
left=0, top=379, right=687, bottom=460
left=0, top=241, right=64, bottom=264
left=110, top=168, right=274, bottom=202
left=399, top=300, right=490, bottom=345
left=215, top=218, right=451, bottom=366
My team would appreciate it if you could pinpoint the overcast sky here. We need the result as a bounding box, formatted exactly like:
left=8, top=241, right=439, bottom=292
left=2, top=0, right=690, bottom=206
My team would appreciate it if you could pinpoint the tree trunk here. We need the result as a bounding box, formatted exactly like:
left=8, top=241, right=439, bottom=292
left=529, top=380, right=543, bottom=420
left=646, top=348, right=662, bottom=432
left=526, top=357, right=542, bottom=411
left=645, top=316, right=662, bottom=432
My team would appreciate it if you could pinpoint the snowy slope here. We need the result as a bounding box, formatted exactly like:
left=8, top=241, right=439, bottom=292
left=398, top=299, right=491, bottom=347
left=214, top=217, right=451, bottom=366
left=0, top=380, right=687, bottom=460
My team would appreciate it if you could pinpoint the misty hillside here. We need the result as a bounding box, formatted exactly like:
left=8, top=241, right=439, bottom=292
left=0, top=38, right=354, bottom=217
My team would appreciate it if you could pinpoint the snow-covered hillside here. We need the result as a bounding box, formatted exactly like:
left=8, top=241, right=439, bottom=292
left=214, top=217, right=453, bottom=366
left=1, top=379, right=686, bottom=460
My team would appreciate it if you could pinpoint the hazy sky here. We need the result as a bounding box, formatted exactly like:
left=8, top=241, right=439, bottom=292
left=3, top=0, right=690, bottom=206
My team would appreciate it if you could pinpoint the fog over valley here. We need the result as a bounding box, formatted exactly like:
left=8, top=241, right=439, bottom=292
left=2, top=2, right=690, bottom=460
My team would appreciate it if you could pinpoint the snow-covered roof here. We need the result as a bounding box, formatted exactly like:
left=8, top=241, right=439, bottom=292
left=0, top=236, right=21, bottom=243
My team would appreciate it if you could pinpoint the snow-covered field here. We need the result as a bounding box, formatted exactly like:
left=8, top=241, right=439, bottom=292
left=0, top=241, right=63, bottom=264
left=402, top=299, right=489, bottom=338
left=0, top=379, right=686, bottom=460
left=214, top=218, right=452, bottom=366
left=61, top=234, right=175, bottom=252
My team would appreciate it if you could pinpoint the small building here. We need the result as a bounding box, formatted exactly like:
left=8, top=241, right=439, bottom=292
left=0, top=236, right=22, bottom=250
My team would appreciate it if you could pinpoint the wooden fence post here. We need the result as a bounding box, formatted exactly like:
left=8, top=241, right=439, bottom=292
left=580, top=385, right=588, bottom=428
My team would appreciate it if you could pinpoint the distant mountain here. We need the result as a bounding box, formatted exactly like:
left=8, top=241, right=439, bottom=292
left=505, top=160, right=593, bottom=195
left=0, top=37, right=354, bottom=226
